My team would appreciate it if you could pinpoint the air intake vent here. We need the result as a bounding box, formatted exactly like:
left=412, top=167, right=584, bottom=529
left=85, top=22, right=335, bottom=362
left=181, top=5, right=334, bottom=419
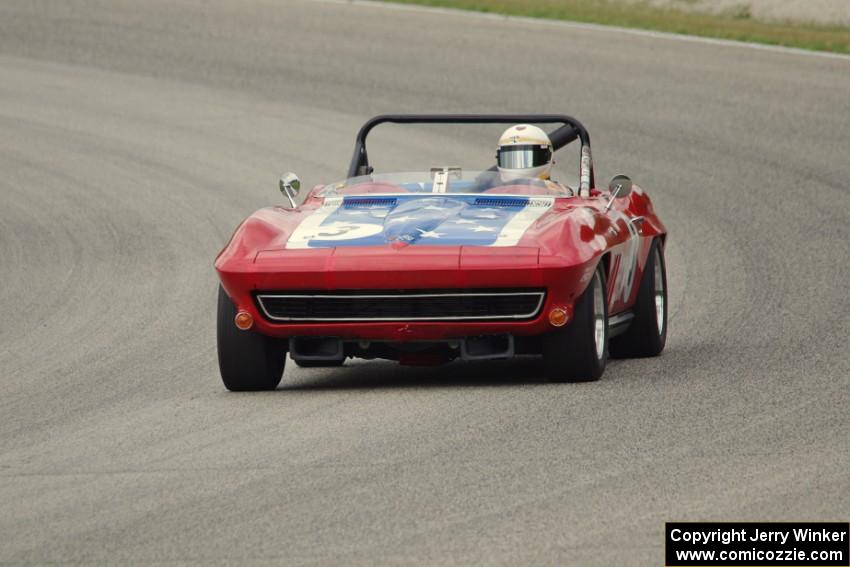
left=344, top=198, right=398, bottom=208
left=473, top=197, right=526, bottom=208
left=255, top=289, right=545, bottom=322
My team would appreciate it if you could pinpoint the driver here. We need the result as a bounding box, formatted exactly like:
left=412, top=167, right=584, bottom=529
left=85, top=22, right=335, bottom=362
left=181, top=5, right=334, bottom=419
left=496, top=124, right=554, bottom=182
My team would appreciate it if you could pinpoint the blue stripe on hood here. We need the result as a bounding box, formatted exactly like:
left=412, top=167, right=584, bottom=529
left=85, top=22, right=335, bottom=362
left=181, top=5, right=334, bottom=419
left=306, top=195, right=531, bottom=248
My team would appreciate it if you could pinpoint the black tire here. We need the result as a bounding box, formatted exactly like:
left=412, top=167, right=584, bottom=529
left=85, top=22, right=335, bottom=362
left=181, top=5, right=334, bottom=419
left=610, top=239, right=667, bottom=358
left=294, top=359, right=345, bottom=368
left=542, top=264, right=608, bottom=382
left=217, top=286, right=286, bottom=391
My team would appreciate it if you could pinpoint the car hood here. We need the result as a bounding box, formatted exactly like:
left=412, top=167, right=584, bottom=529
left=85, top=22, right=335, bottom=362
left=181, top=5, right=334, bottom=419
left=285, top=194, right=556, bottom=249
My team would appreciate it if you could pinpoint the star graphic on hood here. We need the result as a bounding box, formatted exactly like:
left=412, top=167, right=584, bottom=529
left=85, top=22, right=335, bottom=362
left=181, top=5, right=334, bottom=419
left=417, top=228, right=443, bottom=239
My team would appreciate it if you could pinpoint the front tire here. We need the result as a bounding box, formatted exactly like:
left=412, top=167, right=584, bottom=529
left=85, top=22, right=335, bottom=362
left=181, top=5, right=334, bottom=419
left=610, top=239, right=667, bottom=358
left=542, top=264, right=608, bottom=382
left=217, top=286, right=286, bottom=391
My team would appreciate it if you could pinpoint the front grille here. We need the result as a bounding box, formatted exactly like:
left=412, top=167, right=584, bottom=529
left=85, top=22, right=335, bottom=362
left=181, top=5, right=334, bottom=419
left=255, top=289, right=545, bottom=322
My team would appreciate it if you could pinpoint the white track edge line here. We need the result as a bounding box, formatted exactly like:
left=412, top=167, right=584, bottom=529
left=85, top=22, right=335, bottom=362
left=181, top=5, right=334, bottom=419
left=312, top=0, right=850, bottom=62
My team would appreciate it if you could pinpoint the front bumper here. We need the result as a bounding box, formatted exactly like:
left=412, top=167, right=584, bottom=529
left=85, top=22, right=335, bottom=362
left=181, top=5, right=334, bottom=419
left=216, top=245, right=596, bottom=341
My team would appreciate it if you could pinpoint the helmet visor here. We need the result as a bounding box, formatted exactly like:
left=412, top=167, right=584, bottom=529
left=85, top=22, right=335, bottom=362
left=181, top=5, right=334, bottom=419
left=497, top=145, right=552, bottom=169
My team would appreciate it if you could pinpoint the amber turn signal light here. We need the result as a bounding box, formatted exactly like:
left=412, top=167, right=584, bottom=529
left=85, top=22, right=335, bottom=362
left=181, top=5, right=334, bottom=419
left=234, top=311, right=253, bottom=330
left=548, top=307, right=569, bottom=327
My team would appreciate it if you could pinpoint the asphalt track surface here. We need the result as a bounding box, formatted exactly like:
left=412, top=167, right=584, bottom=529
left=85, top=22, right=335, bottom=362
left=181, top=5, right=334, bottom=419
left=1, top=1, right=849, bottom=564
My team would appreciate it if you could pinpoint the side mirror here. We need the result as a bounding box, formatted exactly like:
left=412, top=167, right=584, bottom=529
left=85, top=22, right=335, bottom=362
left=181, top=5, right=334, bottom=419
left=608, top=175, right=633, bottom=198
left=279, top=172, right=301, bottom=208
left=605, top=174, right=633, bottom=210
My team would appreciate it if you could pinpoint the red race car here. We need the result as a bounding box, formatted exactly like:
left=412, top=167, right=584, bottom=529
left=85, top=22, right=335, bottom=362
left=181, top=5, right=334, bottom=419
left=215, top=115, right=667, bottom=390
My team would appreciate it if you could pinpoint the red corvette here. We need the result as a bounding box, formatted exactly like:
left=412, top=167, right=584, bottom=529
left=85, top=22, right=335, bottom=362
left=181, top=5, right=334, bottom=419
left=215, top=115, right=667, bottom=390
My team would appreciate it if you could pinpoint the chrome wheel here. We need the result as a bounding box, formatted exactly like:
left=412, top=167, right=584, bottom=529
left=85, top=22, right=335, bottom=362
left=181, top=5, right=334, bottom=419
left=592, top=271, right=605, bottom=360
left=653, top=247, right=665, bottom=335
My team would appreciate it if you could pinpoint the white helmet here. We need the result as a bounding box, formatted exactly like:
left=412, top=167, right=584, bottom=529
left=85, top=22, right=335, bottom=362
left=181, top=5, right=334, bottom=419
left=496, top=124, right=554, bottom=181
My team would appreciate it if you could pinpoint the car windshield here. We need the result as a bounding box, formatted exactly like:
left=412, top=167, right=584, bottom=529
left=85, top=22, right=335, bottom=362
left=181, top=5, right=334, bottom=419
left=317, top=170, right=573, bottom=197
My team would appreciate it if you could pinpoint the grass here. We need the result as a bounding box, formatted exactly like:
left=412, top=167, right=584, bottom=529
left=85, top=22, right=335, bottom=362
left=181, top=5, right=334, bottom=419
left=380, top=0, right=850, bottom=54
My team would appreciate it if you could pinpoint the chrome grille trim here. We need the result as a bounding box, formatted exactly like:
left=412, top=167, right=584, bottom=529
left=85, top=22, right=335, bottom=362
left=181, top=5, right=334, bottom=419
left=255, top=291, right=546, bottom=322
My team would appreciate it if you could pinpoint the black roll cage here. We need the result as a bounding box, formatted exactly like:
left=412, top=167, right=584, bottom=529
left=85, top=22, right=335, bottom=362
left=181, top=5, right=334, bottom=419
left=346, top=114, right=594, bottom=191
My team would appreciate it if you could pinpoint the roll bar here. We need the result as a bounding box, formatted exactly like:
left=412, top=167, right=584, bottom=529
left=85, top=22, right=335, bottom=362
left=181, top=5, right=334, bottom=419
left=346, top=114, right=594, bottom=193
